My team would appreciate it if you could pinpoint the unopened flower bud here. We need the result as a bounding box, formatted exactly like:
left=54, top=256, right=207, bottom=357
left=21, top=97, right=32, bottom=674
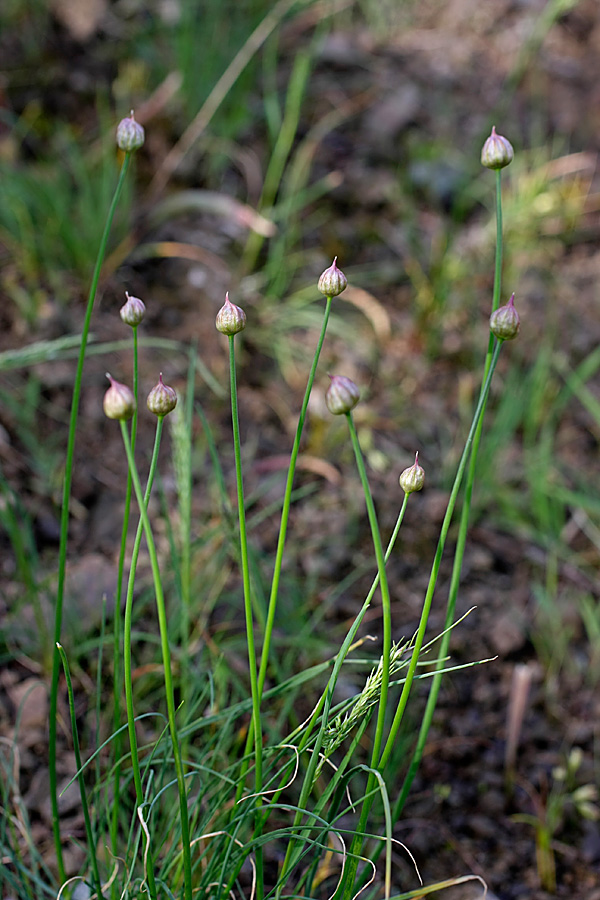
left=399, top=452, right=425, bottom=494
left=216, top=292, right=246, bottom=335
left=120, top=291, right=146, bottom=327
left=116, top=112, right=145, bottom=152
left=481, top=126, right=514, bottom=170
left=490, top=293, right=520, bottom=340
left=147, top=373, right=177, bottom=417
left=326, top=375, right=360, bottom=415
left=318, top=258, right=348, bottom=297
left=103, top=374, right=135, bottom=421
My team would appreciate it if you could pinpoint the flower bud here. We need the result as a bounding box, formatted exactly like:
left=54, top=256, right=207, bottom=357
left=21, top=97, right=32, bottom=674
left=318, top=257, right=348, bottom=297
left=103, top=374, right=135, bottom=421
left=490, top=293, right=520, bottom=341
left=216, top=292, right=246, bottom=335
left=325, top=375, right=360, bottom=415
left=399, top=452, right=425, bottom=494
left=147, top=373, right=177, bottom=417
left=116, top=112, right=145, bottom=152
left=120, top=291, right=146, bottom=327
left=481, top=126, right=514, bottom=170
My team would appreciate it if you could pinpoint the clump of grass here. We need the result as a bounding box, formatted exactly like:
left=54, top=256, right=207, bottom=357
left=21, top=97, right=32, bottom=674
left=2, top=115, right=522, bottom=900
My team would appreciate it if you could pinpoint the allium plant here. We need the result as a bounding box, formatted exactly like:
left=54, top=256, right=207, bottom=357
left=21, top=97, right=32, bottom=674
left=45, top=120, right=519, bottom=900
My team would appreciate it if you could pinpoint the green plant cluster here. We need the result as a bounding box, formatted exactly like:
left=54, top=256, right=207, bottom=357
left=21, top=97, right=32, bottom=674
left=2, top=111, right=516, bottom=900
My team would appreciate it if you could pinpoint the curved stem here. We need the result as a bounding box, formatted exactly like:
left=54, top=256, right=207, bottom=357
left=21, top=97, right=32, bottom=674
left=274, top=496, right=409, bottom=897
left=391, top=166, right=506, bottom=821
left=344, top=412, right=392, bottom=771
left=258, top=295, right=333, bottom=695
left=122, top=417, right=163, bottom=900
left=49, top=153, right=132, bottom=881
left=298, top=493, right=409, bottom=757
left=337, top=411, right=393, bottom=900
left=378, top=341, right=503, bottom=772
left=235, top=296, right=333, bottom=804
left=119, top=420, right=193, bottom=900
left=341, top=342, right=503, bottom=900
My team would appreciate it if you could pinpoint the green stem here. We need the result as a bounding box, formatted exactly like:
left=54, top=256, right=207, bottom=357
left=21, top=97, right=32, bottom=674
left=379, top=342, right=502, bottom=772
left=49, top=153, right=131, bottom=882
left=345, top=412, right=392, bottom=771
left=119, top=420, right=193, bottom=900
left=298, top=494, right=408, bottom=757
left=56, top=643, right=103, bottom=900
left=122, top=418, right=163, bottom=900
left=235, top=295, right=333, bottom=803
left=493, top=169, right=503, bottom=313
left=341, top=342, right=503, bottom=900
left=258, top=295, right=332, bottom=695
left=111, top=324, right=139, bottom=869
left=390, top=166, right=506, bottom=823
left=336, top=412, right=394, bottom=900
left=228, top=334, right=264, bottom=899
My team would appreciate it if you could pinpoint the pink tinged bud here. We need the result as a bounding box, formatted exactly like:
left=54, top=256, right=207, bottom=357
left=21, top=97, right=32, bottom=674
left=399, top=452, right=425, bottom=494
left=318, top=257, right=348, bottom=297
left=325, top=375, right=360, bottom=415
left=481, top=126, right=514, bottom=170
left=116, top=111, right=145, bottom=152
left=215, top=292, right=247, bottom=335
left=120, top=291, right=146, bottom=327
left=147, top=373, right=177, bottom=417
left=490, top=293, right=520, bottom=341
left=103, top=374, right=135, bottom=421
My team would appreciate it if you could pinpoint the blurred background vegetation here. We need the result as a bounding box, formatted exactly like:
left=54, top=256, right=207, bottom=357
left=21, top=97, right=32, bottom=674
left=1, top=0, right=600, bottom=896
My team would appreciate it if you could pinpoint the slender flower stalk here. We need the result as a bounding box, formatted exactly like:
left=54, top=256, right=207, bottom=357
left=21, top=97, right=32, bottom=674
left=335, top=408, right=394, bottom=900
left=348, top=134, right=515, bottom=898
left=232, top=270, right=339, bottom=887
left=255, top=259, right=344, bottom=702
left=297, top=493, right=409, bottom=760
left=236, top=288, right=336, bottom=801
left=49, top=152, right=132, bottom=880
left=378, top=342, right=503, bottom=771
left=340, top=341, right=503, bottom=900
left=226, top=331, right=265, bottom=898
left=111, top=318, right=141, bottom=863
left=392, top=155, right=511, bottom=823
left=344, top=411, right=392, bottom=772
left=118, top=421, right=193, bottom=900
left=258, top=294, right=334, bottom=697
left=121, top=418, right=164, bottom=900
